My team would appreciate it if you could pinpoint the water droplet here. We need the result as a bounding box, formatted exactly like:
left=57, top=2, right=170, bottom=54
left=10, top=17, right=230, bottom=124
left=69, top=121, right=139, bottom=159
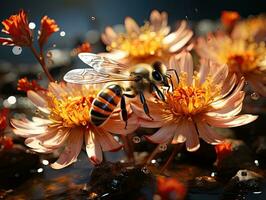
left=253, top=191, right=262, bottom=194
left=46, top=51, right=52, bottom=58
left=194, top=8, right=198, bottom=13
left=185, top=15, right=188, bottom=20
left=254, top=160, right=259, bottom=166
left=60, top=31, right=66, bottom=37
left=91, top=16, right=96, bottom=21
left=151, top=159, right=156, bottom=164
left=42, top=160, right=49, bottom=165
left=251, top=92, right=260, bottom=100
left=29, top=22, right=36, bottom=29
left=37, top=168, right=43, bottom=173
left=211, top=172, right=217, bottom=177
left=12, top=46, right=22, bottom=55
left=159, top=144, right=167, bottom=151
left=141, top=166, right=150, bottom=174
left=52, top=44, right=57, bottom=48
left=132, top=136, right=141, bottom=143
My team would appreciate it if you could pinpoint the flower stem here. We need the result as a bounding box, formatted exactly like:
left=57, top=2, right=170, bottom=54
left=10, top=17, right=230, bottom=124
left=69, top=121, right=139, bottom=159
left=29, top=45, right=54, bottom=82
left=146, top=144, right=161, bottom=165
left=121, top=135, right=135, bottom=163
left=160, top=143, right=183, bottom=174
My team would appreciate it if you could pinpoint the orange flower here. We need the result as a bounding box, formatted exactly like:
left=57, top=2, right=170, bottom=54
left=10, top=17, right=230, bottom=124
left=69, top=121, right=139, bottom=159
left=38, top=16, right=59, bottom=49
left=0, top=108, right=9, bottom=134
left=221, top=11, right=240, bottom=28
left=196, top=34, right=266, bottom=96
left=72, top=42, right=92, bottom=56
left=231, top=15, right=266, bottom=43
left=156, top=176, right=186, bottom=200
left=101, top=10, right=193, bottom=65
left=132, top=52, right=257, bottom=151
left=11, top=82, right=138, bottom=169
left=0, top=136, right=13, bottom=150
left=17, top=77, right=46, bottom=92
left=0, top=10, right=32, bottom=46
left=215, top=141, right=232, bottom=162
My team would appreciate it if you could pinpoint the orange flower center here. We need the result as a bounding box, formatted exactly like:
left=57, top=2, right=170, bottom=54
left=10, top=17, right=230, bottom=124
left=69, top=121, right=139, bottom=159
left=49, top=95, right=94, bottom=128
left=228, top=53, right=258, bottom=73
left=165, top=73, right=221, bottom=117
left=107, top=23, right=165, bottom=57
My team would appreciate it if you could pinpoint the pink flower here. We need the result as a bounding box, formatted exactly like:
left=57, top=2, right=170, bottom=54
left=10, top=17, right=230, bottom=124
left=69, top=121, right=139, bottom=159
left=11, top=82, right=138, bottom=169
left=101, top=10, right=193, bottom=65
left=132, top=52, right=258, bottom=151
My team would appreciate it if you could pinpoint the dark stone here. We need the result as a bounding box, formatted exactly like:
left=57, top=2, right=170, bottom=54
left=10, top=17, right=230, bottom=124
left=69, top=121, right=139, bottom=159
left=84, top=162, right=155, bottom=200
left=215, top=139, right=256, bottom=180
left=222, top=169, right=264, bottom=200
left=0, top=144, right=40, bottom=189
left=188, top=176, right=221, bottom=191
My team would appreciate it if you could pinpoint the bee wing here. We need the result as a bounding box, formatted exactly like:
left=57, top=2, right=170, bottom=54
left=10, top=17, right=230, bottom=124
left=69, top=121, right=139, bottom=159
left=78, top=53, right=130, bottom=75
left=64, top=68, right=131, bottom=85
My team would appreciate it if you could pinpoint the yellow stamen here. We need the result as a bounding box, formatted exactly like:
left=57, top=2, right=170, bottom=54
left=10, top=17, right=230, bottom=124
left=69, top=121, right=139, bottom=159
left=107, top=23, right=165, bottom=57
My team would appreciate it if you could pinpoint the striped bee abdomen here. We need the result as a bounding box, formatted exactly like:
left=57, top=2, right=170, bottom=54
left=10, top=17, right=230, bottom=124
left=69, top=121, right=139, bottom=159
left=90, top=84, right=122, bottom=126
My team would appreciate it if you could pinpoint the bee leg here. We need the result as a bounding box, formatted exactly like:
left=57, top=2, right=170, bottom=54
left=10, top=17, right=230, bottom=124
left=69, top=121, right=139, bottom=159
left=139, top=92, right=153, bottom=120
left=151, top=83, right=165, bottom=101
left=120, top=95, right=128, bottom=129
left=167, top=68, right=179, bottom=83
left=166, top=74, right=174, bottom=91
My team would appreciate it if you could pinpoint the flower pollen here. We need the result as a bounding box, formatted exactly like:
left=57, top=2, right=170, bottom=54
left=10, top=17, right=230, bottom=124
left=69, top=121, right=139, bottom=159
left=108, top=23, right=165, bottom=57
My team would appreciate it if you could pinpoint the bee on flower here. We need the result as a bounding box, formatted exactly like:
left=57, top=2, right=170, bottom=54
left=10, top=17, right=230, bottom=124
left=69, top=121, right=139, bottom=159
left=11, top=82, right=138, bottom=169
left=101, top=10, right=193, bottom=65
left=196, top=33, right=266, bottom=96
left=131, top=52, right=258, bottom=151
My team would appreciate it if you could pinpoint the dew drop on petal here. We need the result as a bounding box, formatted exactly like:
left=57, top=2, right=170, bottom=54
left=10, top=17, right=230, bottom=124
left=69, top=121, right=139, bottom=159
left=29, top=22, right=36, bottom=29
left=60, top=31, right=66, bottom=37
left=91, top=16, right=96, bottom=21
left=159, top=144, right=167, bottom=151
left=141, top=166, right=150, bottom=174
left=151, top=159, right=156, bottom=164
left=52, top=44, right=57, bottom=48
left=251, top=92, right=260, bottom=100
left=12, top=46, right=22, bottom=55
left=132, top=136, right=141, bottom=143
left=37, top=168, right=44, bottom=173
left=254, top=160, right=259, bottom=166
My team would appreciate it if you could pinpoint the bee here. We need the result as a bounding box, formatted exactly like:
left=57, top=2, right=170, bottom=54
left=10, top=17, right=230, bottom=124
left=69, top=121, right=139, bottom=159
left=64, top=53, right=178, bottom=128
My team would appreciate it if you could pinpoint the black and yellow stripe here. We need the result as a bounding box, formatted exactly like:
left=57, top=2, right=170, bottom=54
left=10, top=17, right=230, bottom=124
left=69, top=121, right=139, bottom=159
left=90, top=84, right=122, bottom=126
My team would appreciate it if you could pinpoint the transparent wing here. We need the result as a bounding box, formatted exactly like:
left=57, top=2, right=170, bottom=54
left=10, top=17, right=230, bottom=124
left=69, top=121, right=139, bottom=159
left=63, top=68, right=131, bottom=85
left=78, top=53, right=130, bottom=76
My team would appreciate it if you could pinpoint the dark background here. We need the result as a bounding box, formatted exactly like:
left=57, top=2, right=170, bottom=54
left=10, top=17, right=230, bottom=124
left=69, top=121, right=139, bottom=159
left=1, top=0, right=266, bottom=63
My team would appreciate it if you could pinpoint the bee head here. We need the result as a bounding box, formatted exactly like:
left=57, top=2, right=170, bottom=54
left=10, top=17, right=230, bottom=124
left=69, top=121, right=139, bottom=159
left=151, top=61, right=169, bottom=87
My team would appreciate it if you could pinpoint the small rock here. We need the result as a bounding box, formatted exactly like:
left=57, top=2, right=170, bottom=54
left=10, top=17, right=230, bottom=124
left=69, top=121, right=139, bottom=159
left=214, top=139, right=255, bottom=179
left=84, top=162, right=155, bottom=200
left=222, top=169, right=264, bottom=200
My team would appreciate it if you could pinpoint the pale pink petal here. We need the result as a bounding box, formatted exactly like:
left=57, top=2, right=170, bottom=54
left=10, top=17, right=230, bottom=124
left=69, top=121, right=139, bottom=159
left=179, top=52, right=194, bottom=85
left=98, top=50, right=128, bottom=61
left=42, top=128, right=71, bottom=148
left=27, top=90, right=50, bottom=114
left=138, top=118, right=164, bottom=128
left=168, top=30, right=193, bottom=53
left=196, top=121, right=223, bottom=144
left=198, top=59, right=210, bottom=84
left=125, top=17, right=139, bottom=33
left=204, top=114, right=258, bottom=128
left=85, top=131, right=102, bottom=165
left=50, top=128, right=83, bottom=169
left=105, top=26, right=117, bottom=42
left=163, top=20, right=187, bottom=46
left=102, top=114, right=139, bottom=135
left=145, top=124, right=176, bottom=144
left=210, top=63, right=228, bottom=85
left=182, top=120, right=200, bottom=152
left=95, top=129, right=122, bottom=151
left=220, top=74, right=237, bottom=98
left=150, top=10, right=162, bottom=30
